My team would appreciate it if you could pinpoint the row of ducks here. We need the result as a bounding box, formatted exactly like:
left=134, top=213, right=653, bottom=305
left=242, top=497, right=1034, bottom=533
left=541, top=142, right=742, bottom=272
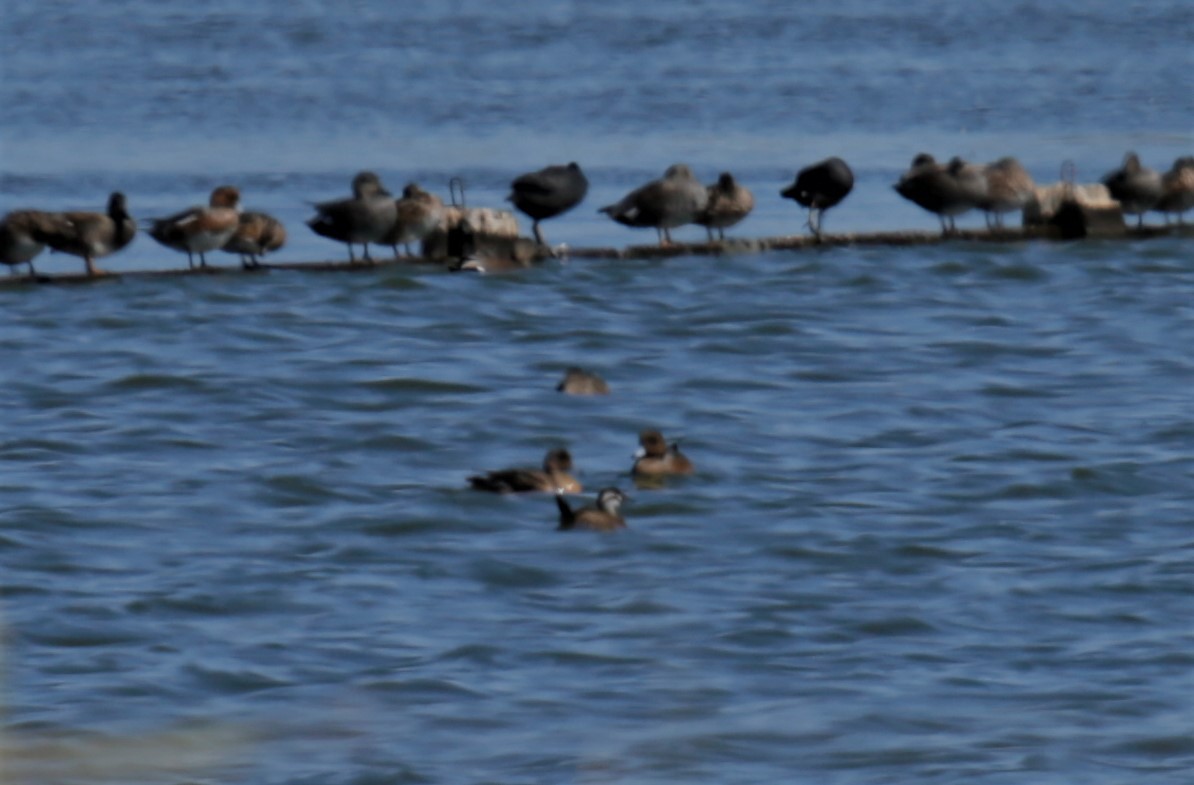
left=895, top=152, right=1194, bottom=233
left=3, top=153, right=1191, bottom=277
left=468, top=425, right=695, bottom=532
left=0, top=188, right=286, bottom=277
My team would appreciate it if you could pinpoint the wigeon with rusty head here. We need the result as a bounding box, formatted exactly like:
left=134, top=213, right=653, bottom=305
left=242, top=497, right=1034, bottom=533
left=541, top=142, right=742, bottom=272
left=36, top=192, right=137, bottom=277
left=223, top=211, right=287, bottom=269
left=555, top=487, right=628, bottom=532
left=307, top=170, right=398, bottom=264
left=468, top=447, right=582, bottom=494
left=698, top=172, right=755, bottom=242
left=147, top=186, right=241, bottom=269
left=632, top=429, right=695, bottom=477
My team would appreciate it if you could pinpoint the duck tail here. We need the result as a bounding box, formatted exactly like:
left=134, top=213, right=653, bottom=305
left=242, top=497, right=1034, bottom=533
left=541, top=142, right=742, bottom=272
left=555, top=492, right=575, bottom=529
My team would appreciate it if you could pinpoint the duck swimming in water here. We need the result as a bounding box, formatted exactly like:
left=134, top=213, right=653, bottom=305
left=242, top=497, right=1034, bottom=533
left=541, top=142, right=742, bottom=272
left=556, top=367, right=610, bottom=395
left=556, top=487, right=628, bottom=532
left=468, top=448, right=582, bottom=494
left=632, top=429, right=694, bottom=477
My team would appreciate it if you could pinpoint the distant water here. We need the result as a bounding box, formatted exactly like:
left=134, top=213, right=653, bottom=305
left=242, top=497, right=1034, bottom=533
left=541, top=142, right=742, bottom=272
left=1, top=2, right=1193, bottom=784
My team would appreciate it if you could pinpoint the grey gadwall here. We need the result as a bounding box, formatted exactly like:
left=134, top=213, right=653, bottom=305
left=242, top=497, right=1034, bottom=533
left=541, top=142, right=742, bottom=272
left=599, top=163, right=708, bottom=246
left=307, top=171, right=398, bottom=263
left=781, top=157, right=854, bottom=238
left=1154, top=156, right=1194, bottom=224
left=556, top=367, right=610, bottom=395
left=0, top=210, right=72, bottom=277
left=697, top=172, right=755, bottom=241
left=223, top=211, right=286, bottom=269
left=468, top=448, right=582, bottom=494
left=894, top=154, right=985, bottom=235
left=632, top=429, right=694, bottom=477
left=556, top=487, right=628, bottom=532
left=147, top=186, right=241, bottom=269
left=383, top=183, right=445, bottom=258
left=1102, top=152, right=1163, bottom=227
left=978, top=157, right=1035, bottom=229
left=508, top=162, right=589, bottom=249
left=39, top=192, right=137, bottom=276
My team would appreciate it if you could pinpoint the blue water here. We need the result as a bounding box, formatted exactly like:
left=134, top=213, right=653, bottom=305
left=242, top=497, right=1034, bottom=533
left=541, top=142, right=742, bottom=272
left=2, top=2, right=1193, bottom=783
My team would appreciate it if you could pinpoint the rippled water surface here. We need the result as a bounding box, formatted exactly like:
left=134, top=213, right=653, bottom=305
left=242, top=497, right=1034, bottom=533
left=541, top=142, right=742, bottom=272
left=2, top=2, right=1193, bottom=783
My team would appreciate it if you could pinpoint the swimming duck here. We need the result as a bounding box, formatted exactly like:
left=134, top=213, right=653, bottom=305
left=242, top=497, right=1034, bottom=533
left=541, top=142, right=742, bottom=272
left=1102, top=152, right=1163, bottom=227
left=556, top=367, right=610, bottom=395
left=1153, top=156, right=1194, bottom=224
left=38, top=192, right=137, bottom=276
left=780, top=157, right=854, bottom=238
left=556, top=487, right=628, bottom=532
left=0, top=209, right=72, bottom=277
left=697, top=172, right=755, bottom=241
left=893, top=154, right=984, bottom=235
left=382, top=183, right=445, bottom=258
left=599, top=164, right=708, bottom=246
left=632, top=429, right=694, bottom=477
left=306, top=171, right=398, bottom=263
left=223, top=211, right=286, bottom=269
left=147, top=186, right=241, bottom=269
left=508, top=162, right=589, bottom=250
left=978, top=157, right=1035, bottom=229
left=468, top=448, right=582, bottom=494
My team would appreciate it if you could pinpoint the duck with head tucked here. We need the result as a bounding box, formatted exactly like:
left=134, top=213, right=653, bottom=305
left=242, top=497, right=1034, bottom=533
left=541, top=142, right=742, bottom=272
left=556, top=487, right=628, bottom=532
left=382, top=182, right=445, bottom=258
left=977, top=157, right=1035, bottom=229
left=632, top=429, right=694, bottom=477
left=893, top=154, right=986, bottom=235
left=307, top=171, right=398, bottom=264
left=148, top=186, right=241, bottom=270
left=223, top=211, right=286, bottom=269
left=508, top=162, right=589, bottom=252
left=39, top=192, right=138, bottom=276
left=1102, top=152, right=1163, bottom=228
left=781, top=156, right=854, bottom=238
left=0, top=209, right=73, bottom=277
left=599, top=164, right=708, bottom=246
left=697, top=172, right=754, bottom=242
left=1153, top=156, right=1194, bottom=225
left=468, top=448, right=582, bottom=494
